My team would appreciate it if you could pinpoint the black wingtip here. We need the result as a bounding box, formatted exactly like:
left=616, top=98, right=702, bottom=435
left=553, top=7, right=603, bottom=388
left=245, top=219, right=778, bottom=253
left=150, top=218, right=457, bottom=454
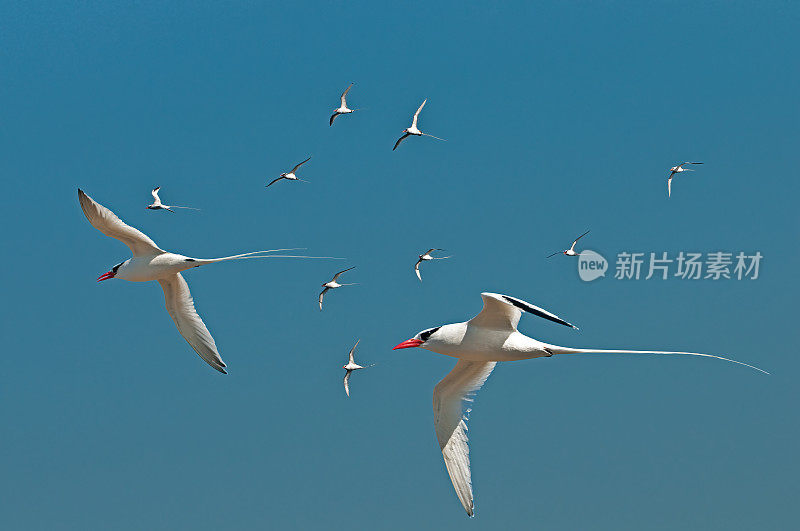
left=501, top=295, right=578, bottom=329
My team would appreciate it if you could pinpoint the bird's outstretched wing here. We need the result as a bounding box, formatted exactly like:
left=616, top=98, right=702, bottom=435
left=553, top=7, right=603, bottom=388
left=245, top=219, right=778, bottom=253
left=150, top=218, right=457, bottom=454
left=291, top=156, right=312, bottom=174
left=414, top=259, right=423, bottom=281
left=343, top=370, right=352, bottom=397
left=319, top=287, right=329, bottom=310
left=570, top=230, right=590, bottom=251
left=349, top=339, right=360, bottom=364
left=340, top=83, right=353, bottom=107
left=433, top=359, right=497, bottom=517
left=668, top=176, right=673, bottom=198
left=412, top=98, right=427, bottom=129
left=151, top=187, right=161, bottom=201
left=468, top=293, right=578, bottom=331
left=158, top=273, right=227, bottom=374
left=329, top=113, right=339, bottom=126
left=78, top=189, right=164, bottom=256
left=393, top=133, right=411, bottom=151
left=266, top=176, right=286, bottom=188
left=331, top=266, right=356, bottom=282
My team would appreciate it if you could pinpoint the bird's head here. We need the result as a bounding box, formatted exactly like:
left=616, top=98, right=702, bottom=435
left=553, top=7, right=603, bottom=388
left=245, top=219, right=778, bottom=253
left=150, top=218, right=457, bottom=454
left=97, top=261, right=127, bottom=282
left=393, top=326, right=442, bottom=350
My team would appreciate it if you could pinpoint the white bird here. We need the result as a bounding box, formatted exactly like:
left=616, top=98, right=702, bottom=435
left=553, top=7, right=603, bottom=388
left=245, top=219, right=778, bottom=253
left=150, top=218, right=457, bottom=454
left=78, top=188, right=338, bottom=373
left=393, top=98, right=446, bottom=151
left=146, top=187, right=199, bottom=213
left=330, top=83, right=357, bottom=126
left=392, top=292, right=767, bottom=517
left=667, top=162, right=703, bottom=198
left=546, top=230, right=590, bottom=258
left=267, top=157, right=312, bottom=188
left=414, top=248, right=451, bottom=282
left=319, top=266, right=357, bottom=310
left=342, top=339, right=374, bottom=397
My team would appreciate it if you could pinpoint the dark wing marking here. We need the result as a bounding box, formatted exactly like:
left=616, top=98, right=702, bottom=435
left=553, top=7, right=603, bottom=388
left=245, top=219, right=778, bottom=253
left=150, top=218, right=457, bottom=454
left=501, top=295, right=577, bottom=329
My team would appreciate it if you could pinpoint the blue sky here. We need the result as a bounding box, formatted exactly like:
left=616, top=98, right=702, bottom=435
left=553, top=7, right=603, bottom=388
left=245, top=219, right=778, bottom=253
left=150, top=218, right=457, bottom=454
left=1, top=1, right=798, bottom=529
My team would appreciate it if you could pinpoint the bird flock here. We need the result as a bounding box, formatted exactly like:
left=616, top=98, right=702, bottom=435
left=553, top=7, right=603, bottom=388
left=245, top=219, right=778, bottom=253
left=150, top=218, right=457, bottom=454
left=77, top=83, right=762, bottom=518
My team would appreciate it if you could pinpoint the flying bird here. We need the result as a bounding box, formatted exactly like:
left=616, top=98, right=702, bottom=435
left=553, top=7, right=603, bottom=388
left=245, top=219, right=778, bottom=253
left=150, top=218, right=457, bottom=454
left=342, top=339, right=374, bottom=397
left=414, top=248, right=451, bottom=281
left=546, top=230, right=590, bottom=258
left=393, top=98, right=446, bottom=151
left=267, top=157, right=312, bottom=188
left=667, top=162, right=703, bottom=197
left=393, top=292, right=767, bottom=517
left=78, top=188, right=338, bottom=373
left=319, top=266, right=357, bottom=310
left=146, top=187, right=199, bottom=213
left=330, top=83, right=357, bottom=126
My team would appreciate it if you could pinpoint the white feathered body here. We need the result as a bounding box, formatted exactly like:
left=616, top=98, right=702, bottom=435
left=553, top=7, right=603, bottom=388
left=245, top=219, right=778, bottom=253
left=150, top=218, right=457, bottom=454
left=113, top=253, right=203, bottom=282
left=421, top=323, right=554, bottom=361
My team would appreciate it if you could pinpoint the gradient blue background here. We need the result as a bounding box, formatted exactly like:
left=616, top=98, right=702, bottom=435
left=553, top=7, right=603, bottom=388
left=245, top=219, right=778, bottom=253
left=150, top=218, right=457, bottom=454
left=2, top=1, right=798, bottom=529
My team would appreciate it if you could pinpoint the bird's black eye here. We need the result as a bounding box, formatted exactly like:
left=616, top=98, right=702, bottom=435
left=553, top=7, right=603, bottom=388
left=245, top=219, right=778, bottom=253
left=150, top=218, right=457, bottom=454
left=112, top=262, right=123, bottom=273
left=419, top=327, right=440, bottom=342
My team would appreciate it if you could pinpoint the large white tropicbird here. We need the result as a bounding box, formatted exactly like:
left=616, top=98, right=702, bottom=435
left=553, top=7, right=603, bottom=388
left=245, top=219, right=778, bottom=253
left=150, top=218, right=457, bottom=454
left=78, top=188, right=337, bottom=373
left=393, top=292, right=767, bottom=516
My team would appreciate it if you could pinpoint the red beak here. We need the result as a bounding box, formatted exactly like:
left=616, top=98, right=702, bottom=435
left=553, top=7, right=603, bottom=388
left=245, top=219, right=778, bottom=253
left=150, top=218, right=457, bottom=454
left=97, top=271, right=115, bottom=282
left=393, top=338, right=423, bottom=350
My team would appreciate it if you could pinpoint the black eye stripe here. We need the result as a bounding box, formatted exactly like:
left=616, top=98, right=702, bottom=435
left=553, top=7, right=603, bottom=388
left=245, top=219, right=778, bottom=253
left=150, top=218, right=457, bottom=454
left=420, top=326, right=441, bottom=342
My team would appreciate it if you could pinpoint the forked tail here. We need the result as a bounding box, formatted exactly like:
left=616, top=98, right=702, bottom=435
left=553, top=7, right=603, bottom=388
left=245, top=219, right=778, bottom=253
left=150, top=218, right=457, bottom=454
left=543, top=345, right=768, bottom=374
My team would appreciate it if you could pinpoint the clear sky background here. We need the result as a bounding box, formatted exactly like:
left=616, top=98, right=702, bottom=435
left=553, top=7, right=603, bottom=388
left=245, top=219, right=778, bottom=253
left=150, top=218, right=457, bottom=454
left=1, top=1, right=798, bottom=529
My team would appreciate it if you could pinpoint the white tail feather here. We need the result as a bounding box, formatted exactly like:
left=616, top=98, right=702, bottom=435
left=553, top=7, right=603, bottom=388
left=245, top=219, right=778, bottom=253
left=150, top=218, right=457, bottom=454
left=194, top=249, right=344, bottom=264
left=544, top=346, right=768, bottom=374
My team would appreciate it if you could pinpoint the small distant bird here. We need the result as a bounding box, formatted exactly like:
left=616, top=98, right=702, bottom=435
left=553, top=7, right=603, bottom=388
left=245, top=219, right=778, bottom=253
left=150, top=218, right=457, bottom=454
left=547, top=230, right=590, bottom=258
left=330, top=83, right=357, bottom=126
left=392, top=292, right=767, bottom=517
left=393, top=98, right=446, bottom=151
left=78, top=189, right=338, bottom=374
left=267, top=157, right=312, bottom=188
left=146, top=187, right=199, bottom=213
left=342, top=339, right=374, bottom=397
left=319, top=266, right=357, bottom=310
left=415, top=248, right=451, bottom=281
left=667, top=162, right=703, bottom=197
